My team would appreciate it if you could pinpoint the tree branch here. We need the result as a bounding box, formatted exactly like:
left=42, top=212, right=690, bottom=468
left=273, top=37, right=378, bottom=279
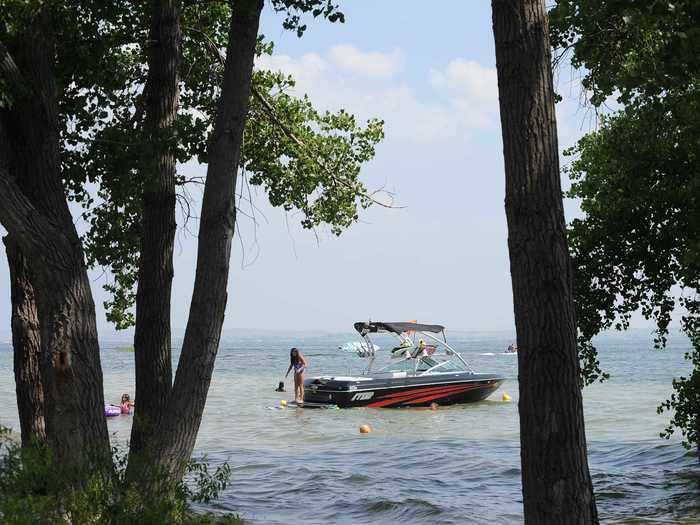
left=252, top=86, right=401, bottom=208
left=0, top=38, right=33, bottom=104
left=0, top=119, right=71, bottom=260
left=186, top=26, right=402, bottom=209
left=0, top=167, right=73, bottom=261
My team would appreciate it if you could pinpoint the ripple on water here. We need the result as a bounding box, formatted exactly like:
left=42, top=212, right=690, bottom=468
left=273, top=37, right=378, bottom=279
left=198, top=440, right=524, bottom=525
left=341, top=497, right=444, bottom=523
left=590, top=440, right=700, bottom=523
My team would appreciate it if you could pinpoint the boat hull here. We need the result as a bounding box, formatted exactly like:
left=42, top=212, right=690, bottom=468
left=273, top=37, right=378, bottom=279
left=304, top=373, right=504, bottom=408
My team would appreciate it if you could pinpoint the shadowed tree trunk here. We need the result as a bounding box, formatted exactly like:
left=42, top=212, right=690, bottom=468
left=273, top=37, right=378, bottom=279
left=145, top=0, right=264, bottom=481
left=491, top=1, right=598, bottom=523
left=3, top=236, right=46, bottom=447
left=0, top=116, right=110, bottom=471
left=130, top=0, right=181, bottom=456
left=0, top=8, right=110, bottom=470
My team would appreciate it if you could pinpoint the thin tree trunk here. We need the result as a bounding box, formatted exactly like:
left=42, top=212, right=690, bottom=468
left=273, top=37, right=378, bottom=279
left=491, top=1, right=598, bottom=523
left=130, top=0, right=180, bottom=457
left=148, top=0, right=263, bottom=481
left=3, top=236, right=46, bottom=447
left=0, top=9, right=110, bottom=470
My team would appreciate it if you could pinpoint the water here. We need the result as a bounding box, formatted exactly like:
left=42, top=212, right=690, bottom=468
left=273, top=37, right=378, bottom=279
left=1, top=330, right=699, bottom=524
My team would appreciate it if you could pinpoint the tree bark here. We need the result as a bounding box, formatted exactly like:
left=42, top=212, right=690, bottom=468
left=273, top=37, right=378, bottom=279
left=491, top=1, right=598, bottom=523
left=0, top=9, right=109, bottom=470
left=148, top=0, right=263, bottom=480
left=3, top=236, right=46, bottom=447
left=129, top=0, right=180, bottom=457
left=1, top=117, right=109, bottom=471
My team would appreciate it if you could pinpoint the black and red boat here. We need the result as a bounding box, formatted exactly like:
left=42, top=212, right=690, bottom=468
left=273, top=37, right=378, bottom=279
left=304, top=321, right=504, bottom=408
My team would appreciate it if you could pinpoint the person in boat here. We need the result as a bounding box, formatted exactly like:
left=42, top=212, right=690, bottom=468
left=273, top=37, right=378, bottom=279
left=120, top=393, right=134, bottom=414
left=285, top=348, right=308, bottom=404
left=415, top=339, right=437, bottom=357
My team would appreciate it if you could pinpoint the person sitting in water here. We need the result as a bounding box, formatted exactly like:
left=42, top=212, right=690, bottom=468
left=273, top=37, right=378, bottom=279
left=120, top=393, right=134, bottom=414
left=285, top=347, right=308, bottom=404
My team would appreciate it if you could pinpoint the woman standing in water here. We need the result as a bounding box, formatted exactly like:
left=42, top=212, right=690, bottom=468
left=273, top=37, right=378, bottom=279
left=285, top=347, right=308, bottom=404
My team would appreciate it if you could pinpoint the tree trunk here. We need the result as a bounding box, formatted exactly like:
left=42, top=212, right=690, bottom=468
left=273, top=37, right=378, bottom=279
left=1, top=119, right=110, bottom=471
left=3, top=236, right=46, bottom=447
left=129, top=0, right=180, bottom=457
left=148, top=0, right=263, bottom=481
left=34, top=247, right=110, bottom=470
left=0, top=9, right=110, bottom=470
left=491, top=1, right=598, bottom=523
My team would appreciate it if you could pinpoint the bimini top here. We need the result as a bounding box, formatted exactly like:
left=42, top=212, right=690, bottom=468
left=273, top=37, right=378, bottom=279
left=354, top=321, right=445, bottom=335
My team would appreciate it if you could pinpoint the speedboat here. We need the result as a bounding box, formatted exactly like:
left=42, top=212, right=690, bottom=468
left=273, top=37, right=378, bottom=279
left=304, top=321, right=505, bottom=408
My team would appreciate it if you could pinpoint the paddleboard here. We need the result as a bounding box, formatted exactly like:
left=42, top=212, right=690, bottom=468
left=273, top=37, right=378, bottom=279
left=289, top=401, right=340, bottom=409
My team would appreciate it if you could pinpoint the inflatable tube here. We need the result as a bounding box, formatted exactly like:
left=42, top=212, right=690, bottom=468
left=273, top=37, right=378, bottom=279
left=104, top=405, right=121, bottom=418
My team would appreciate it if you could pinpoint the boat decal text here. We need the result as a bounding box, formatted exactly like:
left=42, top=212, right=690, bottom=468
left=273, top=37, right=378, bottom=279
left=351, top=391, right=375, bottom=401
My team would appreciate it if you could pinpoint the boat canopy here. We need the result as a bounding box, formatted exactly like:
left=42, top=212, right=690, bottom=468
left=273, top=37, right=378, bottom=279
left=354, top=321, right=445, bottom=335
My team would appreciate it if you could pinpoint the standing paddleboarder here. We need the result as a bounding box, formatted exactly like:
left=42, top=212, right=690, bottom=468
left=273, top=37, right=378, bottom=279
left=285, top=347, right=308, bottom=404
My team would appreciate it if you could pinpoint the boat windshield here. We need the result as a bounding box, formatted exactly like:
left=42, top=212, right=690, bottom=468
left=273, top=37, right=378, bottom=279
left=416, top=356, right=466, bottom=373
left=376, top=355, right=467, bottom=375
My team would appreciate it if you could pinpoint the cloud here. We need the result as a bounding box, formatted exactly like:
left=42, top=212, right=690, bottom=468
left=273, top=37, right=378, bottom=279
left=328, top=45, right=403, bottom=78
left=429, top=59, right=499, bottom=129
left=255, top=46, right=499, bottom=144
left=430, top=59, right=498, bottom=104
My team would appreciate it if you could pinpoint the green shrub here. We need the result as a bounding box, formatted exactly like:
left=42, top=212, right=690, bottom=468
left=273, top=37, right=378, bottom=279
left=0, top=427, right=243, bottom=525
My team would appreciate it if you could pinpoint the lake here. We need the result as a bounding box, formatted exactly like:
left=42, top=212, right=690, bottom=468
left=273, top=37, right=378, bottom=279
left=1, top=330, right=698, bottom=524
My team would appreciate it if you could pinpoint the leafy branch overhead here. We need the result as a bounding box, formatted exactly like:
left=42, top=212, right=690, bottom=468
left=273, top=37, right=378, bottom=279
left=270, top=0, right=345, bottom=36
left=550, top=0, right=700, bottom=106
left=51, top=2, right=385, bottom=329
left=245, top=70, right=385, bottom=234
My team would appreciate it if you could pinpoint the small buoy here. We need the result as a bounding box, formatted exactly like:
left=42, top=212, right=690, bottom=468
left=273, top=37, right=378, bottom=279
left=359, top=424, right=371, bottom=434
left=502, top=393, right=511, bottom=402
left=280, top=399, right=287, bottom=407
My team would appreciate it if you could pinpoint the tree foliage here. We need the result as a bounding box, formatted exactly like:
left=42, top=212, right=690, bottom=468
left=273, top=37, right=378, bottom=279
left=0, top=0, right=382, bottom=501
left=550, top=0, right=700, bottom=448
left=244, top=67, right=384, bottom=234
left=0, top=1, right=383, bottom=329
left=550, top=0, right=700, bottom=105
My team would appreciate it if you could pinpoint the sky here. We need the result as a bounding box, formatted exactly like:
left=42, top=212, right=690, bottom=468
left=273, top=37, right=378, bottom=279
left=0, top=1, right=615, bottom=340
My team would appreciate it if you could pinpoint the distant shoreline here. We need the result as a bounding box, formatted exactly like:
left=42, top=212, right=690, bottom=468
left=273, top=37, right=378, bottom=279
left=0, top=326, right=690, bottom=348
